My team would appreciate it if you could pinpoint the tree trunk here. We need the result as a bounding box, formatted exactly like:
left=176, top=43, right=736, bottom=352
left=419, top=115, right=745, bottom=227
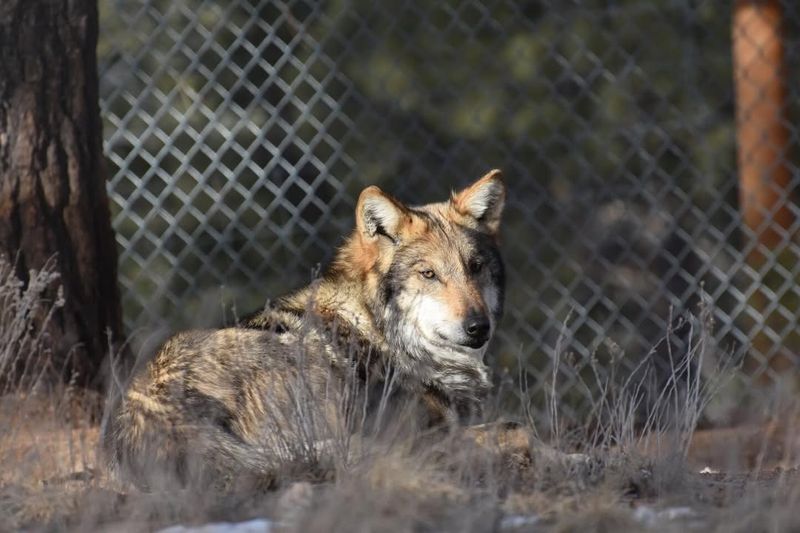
left=733, top=0, right=793, bottom=262
left=732, top=1, right=796, bottom=382
left=0, top=0, right=124, bottom=388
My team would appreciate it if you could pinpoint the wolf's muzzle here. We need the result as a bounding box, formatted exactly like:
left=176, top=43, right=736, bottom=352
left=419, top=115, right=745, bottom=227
left=462, top=312, right=491, bottom=348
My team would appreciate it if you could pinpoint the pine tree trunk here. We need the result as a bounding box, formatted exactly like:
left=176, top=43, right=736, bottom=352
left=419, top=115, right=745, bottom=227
left=0, top=0, right=124, bottom=388
left=733, top=0, right=793, bottom=261
left=732, top=0, right=795, bottom=381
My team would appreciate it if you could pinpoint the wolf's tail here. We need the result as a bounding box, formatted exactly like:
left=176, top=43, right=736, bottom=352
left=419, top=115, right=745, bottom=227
left=101, top=383, right=284, bottom=489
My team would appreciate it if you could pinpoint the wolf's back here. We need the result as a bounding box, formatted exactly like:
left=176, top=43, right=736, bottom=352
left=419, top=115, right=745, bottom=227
left=102, top=328, right=328, bottom=488
left=102, top=331, right=214, bottom=486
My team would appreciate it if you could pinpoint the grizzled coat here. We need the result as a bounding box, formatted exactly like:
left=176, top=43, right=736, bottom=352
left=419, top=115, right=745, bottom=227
left=102, top=170, right=506, bottom=488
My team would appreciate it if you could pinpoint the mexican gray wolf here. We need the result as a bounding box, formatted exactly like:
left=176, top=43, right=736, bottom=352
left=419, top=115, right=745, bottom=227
left=102, top=170, right=507, bottom=489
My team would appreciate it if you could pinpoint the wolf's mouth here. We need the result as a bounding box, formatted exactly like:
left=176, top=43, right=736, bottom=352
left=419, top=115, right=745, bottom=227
left=432, top=331, right=488, bottom=353
left=460, top=338, right=488, bottom=350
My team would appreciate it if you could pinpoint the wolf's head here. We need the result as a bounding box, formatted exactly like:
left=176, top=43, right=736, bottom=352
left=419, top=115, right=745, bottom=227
left=335, top=170, right=506, bottom=390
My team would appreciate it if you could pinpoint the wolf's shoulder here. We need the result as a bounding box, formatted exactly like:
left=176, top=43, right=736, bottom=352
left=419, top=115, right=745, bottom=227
left=238, top=302, right=306, bottom=332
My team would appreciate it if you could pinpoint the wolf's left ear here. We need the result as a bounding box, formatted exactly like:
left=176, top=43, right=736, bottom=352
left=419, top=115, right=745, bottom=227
left=356, top=185, right=408, bottom=243
left=451, top=169, right=506, bottom=234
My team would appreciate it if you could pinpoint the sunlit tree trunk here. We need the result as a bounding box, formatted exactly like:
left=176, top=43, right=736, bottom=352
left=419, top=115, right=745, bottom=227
left=732, top=0, right=795, bottom=381
left=733, top=0, right=793, bottom=260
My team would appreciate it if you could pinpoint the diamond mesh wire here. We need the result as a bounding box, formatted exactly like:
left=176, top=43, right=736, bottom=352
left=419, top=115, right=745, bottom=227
left=98, top=0, right=800, bottom=420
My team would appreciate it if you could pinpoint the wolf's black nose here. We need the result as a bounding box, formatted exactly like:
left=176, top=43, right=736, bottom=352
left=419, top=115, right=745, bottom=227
left=463, top=313, right=491, bottom=347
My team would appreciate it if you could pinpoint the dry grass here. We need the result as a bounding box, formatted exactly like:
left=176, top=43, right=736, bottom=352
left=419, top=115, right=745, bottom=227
left=1, top=257, right=800, bottom=531
left=0, top=256, right=65, bottom=393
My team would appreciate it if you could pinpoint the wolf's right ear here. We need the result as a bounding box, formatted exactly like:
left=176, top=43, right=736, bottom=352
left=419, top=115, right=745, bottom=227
left=356, top=186, right=408, bottom=243
left=451, top=169, right=506, bottom=234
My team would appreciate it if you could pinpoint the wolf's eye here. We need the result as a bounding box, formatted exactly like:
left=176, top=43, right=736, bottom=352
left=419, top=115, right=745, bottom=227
left=468, top=258, right=484, bottom=274
left=419, top=269, right=437, bottom=280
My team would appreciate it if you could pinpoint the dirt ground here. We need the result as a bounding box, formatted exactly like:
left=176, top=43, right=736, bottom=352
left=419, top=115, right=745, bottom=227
left=2, top=392, right=800, bottom=532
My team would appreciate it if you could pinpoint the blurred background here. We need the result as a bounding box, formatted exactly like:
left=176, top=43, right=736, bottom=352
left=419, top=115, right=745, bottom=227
left=97, top=0, right=800, bottom=423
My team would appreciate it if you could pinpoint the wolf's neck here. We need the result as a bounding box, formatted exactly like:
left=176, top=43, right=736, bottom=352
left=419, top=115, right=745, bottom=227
left=273, top=276, right=490, bottom=404
left=276, top=277, right=383, bottom=342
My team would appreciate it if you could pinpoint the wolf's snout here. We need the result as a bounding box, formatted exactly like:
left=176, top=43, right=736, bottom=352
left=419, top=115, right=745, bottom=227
left=463, top=312, right=491, bottom=348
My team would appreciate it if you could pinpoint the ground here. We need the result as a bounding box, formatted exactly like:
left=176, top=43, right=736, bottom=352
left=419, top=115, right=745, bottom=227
left=2, top=390, right=800, bottom=533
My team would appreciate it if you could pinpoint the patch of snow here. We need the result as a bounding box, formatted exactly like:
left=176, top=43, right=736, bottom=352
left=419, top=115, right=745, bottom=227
left=699, top=466, right=719, bottom=474
left=500, top=514, right=540, bottom=529
left=633, top=506, right=696, bottom=527
left=157, top=518, right=276, bottom=533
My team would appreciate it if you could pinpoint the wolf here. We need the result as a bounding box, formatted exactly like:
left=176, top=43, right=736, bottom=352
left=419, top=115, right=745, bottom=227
left=102, top=170, right=507, bottom=488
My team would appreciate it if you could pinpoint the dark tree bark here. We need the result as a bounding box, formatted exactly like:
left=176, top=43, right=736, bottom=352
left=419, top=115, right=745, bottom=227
left=0, top=0, right=124, bottom=387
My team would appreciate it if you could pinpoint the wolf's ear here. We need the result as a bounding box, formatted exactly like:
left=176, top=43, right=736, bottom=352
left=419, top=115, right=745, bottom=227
left=356, top=185, right=408, bottom=243
left=451, top=169, right=506, bottom=234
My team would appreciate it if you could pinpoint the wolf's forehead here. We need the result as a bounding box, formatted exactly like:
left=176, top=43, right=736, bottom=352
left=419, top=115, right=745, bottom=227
left=412, top=202, right=460, bottom=231
left=406, top=209, right=480, bottom=256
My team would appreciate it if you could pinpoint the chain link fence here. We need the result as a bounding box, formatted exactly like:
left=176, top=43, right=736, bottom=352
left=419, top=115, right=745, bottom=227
left=97, top=0, right=800, bottom=420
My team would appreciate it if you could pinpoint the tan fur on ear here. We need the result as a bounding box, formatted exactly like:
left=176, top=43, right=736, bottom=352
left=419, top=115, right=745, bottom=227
left=341, top=186, right=424, bottom=275
left=356, top=185, right=409, bottom=242
left=451, top=169, right=506, bottom=234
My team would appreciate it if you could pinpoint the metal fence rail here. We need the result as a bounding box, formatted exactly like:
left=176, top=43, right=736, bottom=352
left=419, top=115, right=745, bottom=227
left=97, top=0, right=800, bottom=420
